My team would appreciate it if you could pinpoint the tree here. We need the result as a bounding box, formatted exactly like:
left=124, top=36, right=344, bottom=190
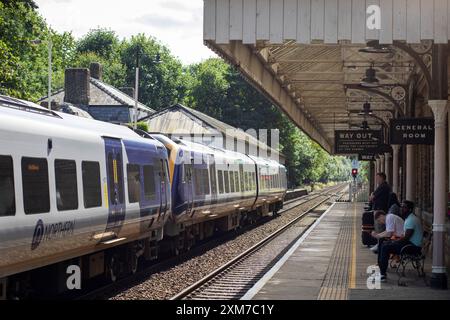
left=120, top=34, right=189, bottom=110
left=1, top=0, right=38, bottom=10
left=188, top=58, right=230, bottom=119
left=76, top=28, right=120, bottom=60
left=0, top=1, right=76, bottom=100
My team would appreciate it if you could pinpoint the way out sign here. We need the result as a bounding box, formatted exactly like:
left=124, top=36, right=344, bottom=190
left=390, top=118, right=434, bottom=145
left=335, top=130, right=383, bottom=155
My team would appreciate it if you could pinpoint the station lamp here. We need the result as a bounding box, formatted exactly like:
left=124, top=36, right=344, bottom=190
left=360, top=120, right=370, bottom=130
left=360, top=65, right=381, bottom=88
left=358, top=40, right=393, bottom=54
left=358, top=102, right=373, bottom=115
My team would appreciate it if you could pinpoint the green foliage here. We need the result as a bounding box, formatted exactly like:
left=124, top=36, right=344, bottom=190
left=188, top=58, right=230, bottom=119
left=1, top=0, right=38, bottom=10
left=76, top=28, right=120, bottom=60
left=136, top=121, right=149, bottom=132
left=0, top=1, right=76, bottom=100
left=120, top=34, right=189, bottom=110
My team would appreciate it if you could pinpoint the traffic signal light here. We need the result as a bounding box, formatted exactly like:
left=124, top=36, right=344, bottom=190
left=351, top=168, right=358, bottom=178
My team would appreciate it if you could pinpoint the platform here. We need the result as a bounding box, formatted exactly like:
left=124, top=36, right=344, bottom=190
left=246, top=202, right=450, bottom=300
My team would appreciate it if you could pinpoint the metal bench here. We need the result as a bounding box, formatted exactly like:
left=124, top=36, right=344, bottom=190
left=395, top=230, right=432, bottom=286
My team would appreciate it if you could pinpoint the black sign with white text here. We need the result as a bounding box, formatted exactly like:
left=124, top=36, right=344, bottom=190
left=358, top=154, right=376, bottom=161
left=334, top=130, right=383, bottom=155
left=390, top=118, right=434, bottom=145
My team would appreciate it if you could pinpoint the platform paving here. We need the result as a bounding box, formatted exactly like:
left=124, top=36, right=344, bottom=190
left=251, top=202, right=450, bottom=300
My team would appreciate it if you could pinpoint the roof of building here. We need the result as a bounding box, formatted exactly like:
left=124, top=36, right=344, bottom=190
left=38, top=77, right=155, bottom=115
left=142, top=104, right=283, bottom=159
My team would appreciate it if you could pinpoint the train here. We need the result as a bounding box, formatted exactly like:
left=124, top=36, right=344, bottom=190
left=0, top=95, right=287, bottom=299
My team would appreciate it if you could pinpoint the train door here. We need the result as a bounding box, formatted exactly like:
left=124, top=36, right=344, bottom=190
left=159, top=159, right=168, bottom=217
left=208, top=154, right=217, bottom=205
left=103, top=137, right=126, bottom=241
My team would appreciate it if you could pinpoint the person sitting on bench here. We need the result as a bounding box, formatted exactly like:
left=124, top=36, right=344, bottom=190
left=371, top=210, right=404, bottom=255
left=378, top=200, right=423, bottom=282
left=387, top=193, right=401, bottom=217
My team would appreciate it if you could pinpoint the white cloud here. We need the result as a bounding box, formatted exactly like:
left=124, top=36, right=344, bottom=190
left=34, top=0, right=215, bottom=64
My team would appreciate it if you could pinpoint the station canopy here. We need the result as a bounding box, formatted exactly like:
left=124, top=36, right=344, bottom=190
left=203, top=0, right=450, bottom=153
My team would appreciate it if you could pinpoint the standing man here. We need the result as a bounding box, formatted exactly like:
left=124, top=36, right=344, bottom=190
left=368, top=173, right=391, bottom=253
left=370, top=173, right=391, bottom=212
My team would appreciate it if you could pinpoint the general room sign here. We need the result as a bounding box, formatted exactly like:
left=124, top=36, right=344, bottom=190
left=390, top=118, right=434, bottom=145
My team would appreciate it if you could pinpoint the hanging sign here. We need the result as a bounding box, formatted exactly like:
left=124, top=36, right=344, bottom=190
left=334, top=130, right=383, bottom=155
left=358, top=154, right=376, bottom=161
left=389, top=118, right=434, bottom=145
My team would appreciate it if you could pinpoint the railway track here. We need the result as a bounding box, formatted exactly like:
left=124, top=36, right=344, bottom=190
left=171, top=184, right=347, bottom=300
left=78, top=183, right=347, bottom=300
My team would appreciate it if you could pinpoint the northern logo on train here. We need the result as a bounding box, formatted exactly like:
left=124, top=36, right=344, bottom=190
left=31, top=219, right=76, bottom=250
left=31, top=219, right=44, bottom=250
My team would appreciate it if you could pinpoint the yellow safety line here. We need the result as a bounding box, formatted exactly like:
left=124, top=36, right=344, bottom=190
left=349, top=202, right=357, bottom=289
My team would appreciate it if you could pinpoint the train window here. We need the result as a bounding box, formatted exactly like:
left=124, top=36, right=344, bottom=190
left=82, top=161, right=102, bottom=208
left=55, top=160, right=78, bottom=211
left=234, top=172, right=239, bottom=192
left=193, top=168, right=210, bottom=195
left=209, top=164, right=217, bottom=195
left=127, top=164, right=141, bottom=203
left=203, top=169, right=209, bottom=194
left=218, top=170, right=224, bottom=194
left=239, top=165, right=244, bottom=192
left=184, top=164, right=192, bottom=183
left=193, top=168, right=200, bottom=195
left=143, top=165, right=156, bottom=200
left=107, top=153, right=116, bottom=204
left=22, top=157, right=50, bottom=214
left=224, top=171, right=230, bottom=193
left=0, top=155, right=15, bottom=216
left=246, top=172, right=250, bottom=191
left=229, top=171, right=235, bottom=193
left=252, top=172, right=256, bottom=190
left=203, top=169, right=210, bottom=195
left=107, top=153, right=125, bottom=205
left=116, top=156, right=124, bottom=204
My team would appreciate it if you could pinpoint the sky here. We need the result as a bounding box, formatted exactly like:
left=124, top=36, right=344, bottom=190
left=34, top=0, right=215, bottom=65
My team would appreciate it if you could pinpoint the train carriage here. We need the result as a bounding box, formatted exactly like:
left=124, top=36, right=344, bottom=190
left=0, top=96, right=170, bottom=297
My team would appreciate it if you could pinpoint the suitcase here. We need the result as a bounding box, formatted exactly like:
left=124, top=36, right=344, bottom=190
left=362, top=231, right=378, bottom=246
left=362, top=210, right=374, bottom=226
left=361, top=211, right=377, bottom=246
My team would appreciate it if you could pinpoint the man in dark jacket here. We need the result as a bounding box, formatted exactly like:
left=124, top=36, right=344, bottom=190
left=370, top=173, right=391, bottom=212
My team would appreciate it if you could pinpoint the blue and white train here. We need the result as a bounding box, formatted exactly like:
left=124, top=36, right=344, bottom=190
left=0, top=95, right=287, bottom=299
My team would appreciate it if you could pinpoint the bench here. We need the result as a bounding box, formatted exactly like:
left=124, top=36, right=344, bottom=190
left=394, top=230, right=432, bottom=286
